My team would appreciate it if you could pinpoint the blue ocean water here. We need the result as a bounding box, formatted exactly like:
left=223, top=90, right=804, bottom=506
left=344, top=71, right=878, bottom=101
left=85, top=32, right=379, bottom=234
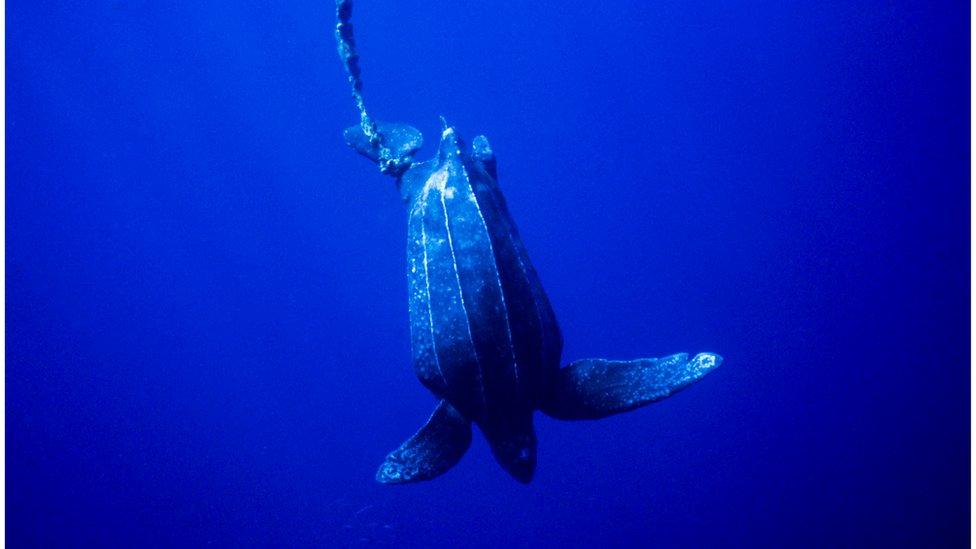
left=7, top=0, right=969, bottom=546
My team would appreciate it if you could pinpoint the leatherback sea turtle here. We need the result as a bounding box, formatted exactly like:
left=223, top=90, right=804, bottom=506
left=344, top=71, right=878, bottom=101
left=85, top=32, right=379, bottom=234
left=334, top=0, right=722, bottom=484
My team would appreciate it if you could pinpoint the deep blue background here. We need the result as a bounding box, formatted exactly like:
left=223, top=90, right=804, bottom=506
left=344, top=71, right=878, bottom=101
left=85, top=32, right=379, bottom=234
left=7, top=1, right=969, bottom=546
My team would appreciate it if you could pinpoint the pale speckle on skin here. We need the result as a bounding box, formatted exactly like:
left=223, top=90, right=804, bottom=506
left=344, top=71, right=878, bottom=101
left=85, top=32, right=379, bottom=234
left=421, top=167, right=456, bottom=200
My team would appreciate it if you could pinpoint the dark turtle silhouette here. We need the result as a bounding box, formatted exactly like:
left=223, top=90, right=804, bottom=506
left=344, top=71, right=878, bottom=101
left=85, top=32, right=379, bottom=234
left=335, top=0, right=722, bottom=484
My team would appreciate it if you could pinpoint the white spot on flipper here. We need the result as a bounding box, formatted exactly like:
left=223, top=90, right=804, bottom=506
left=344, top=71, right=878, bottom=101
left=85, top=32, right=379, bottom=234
left=692, top=353, right=722, bottom=373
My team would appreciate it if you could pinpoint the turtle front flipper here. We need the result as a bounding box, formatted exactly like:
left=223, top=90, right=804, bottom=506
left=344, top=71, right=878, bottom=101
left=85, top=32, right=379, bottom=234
left=375, top=400, right=471, bottom=484
left=540, top=353, right=722, bottom=420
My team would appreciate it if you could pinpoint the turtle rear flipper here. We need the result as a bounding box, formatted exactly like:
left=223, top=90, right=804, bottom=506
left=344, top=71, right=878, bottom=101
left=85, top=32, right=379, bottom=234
left=471, top=135, right=497, bottom=179
left=344, top=122, right=423, bottom=175
left=376, top=400, right=471, bottom=484
left=540, top=353, right=722, bottom=420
